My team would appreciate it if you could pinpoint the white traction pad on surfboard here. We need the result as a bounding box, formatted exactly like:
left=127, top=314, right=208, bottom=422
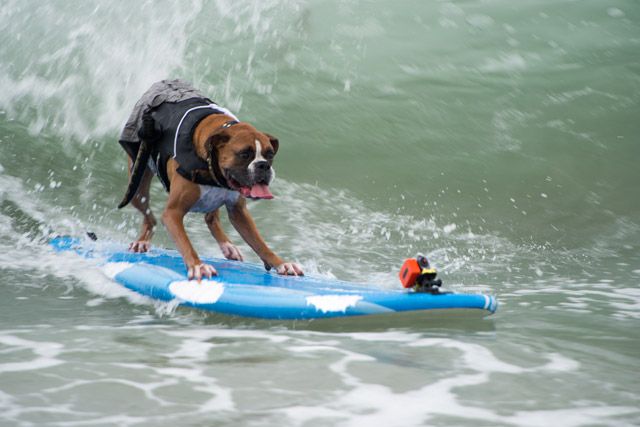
left=306, top=295, right=364, bottom=313
left=169, top=280, right=225, bottom=304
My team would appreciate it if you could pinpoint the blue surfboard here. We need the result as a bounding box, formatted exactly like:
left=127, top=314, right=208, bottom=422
left=48, top=236, right=497, bottom=320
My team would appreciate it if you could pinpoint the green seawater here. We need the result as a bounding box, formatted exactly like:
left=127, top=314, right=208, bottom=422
left=1, top=1, right=639, bottom=426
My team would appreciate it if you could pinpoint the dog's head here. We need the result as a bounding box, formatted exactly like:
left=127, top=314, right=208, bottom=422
left=205, top=123, right=279, bottom=199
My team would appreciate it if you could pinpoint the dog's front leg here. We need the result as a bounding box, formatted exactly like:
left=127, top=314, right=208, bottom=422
left=162, top=207, right=216, bottom=280
left=227, top=197, right=303, bottom=276
left=162, top=166, right=217, bottom=281
left=204, top=209, right=244, bottom=261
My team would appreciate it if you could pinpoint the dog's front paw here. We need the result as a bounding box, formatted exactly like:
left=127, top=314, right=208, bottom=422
left=219, top=242, right=244, bottom=262
left=187, top=263, right=217, bottom=281
left=129, top=240, right=151, bottom=253
left=276, top=262, right=304, bottom=276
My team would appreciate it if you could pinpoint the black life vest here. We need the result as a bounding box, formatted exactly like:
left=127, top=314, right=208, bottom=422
left=120, top=97, right=234, bottom=191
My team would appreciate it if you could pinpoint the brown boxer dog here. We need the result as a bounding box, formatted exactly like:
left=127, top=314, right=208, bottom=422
left=118, top=87, right=303, bottom=280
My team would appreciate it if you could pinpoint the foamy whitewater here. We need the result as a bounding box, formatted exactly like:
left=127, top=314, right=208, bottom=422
left=1, top=1, right=639, bottom=426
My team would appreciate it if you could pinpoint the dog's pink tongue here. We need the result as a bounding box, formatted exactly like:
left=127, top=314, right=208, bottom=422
left=240, top=184, right=273, bottom=199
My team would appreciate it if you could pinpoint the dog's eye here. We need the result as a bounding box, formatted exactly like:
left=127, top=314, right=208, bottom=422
left=237, top=149, right=254, bottom=160
left=264, top=150, right=274, bottom=160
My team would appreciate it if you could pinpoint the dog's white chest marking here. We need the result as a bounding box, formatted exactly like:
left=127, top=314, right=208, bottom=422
left=189, top=185, right=240, bottom=213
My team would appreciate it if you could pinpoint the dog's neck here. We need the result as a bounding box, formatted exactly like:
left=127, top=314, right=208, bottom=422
left=192, top=114, right=237, bottom=159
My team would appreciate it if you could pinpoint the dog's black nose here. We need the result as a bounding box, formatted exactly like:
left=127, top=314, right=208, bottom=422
left=255, top=161, right=270, bottom=171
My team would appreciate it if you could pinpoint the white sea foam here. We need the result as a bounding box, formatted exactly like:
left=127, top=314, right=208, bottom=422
left=0, top=1, right=204, bottom=142
left=246, top=180, right=519, bottom=287
left=275, top=331, right=637, bottom=427
left=1, top=322, right=636, bottom=427
left=0, top=334, right=64, bottom=374
left=443, top=223, right=457, bottom=234
left=102, top=262, right=134, bottom=279
left=607, top=7, right=625, bottom=18
left=480, top=53, right=527, bottom=72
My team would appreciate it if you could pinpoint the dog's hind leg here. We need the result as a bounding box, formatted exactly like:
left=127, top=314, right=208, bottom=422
left=204, top=209, right=244, bottom=261
left=128, top=156, right=156, bottom=253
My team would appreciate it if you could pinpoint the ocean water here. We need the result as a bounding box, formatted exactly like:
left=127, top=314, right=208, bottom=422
left=1, top=1, right=639, bottom=426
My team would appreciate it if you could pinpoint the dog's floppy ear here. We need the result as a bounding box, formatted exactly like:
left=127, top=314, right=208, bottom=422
left=265, top=133, right=279, bottom=154
left=205, top=131, right=230, bottom=153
